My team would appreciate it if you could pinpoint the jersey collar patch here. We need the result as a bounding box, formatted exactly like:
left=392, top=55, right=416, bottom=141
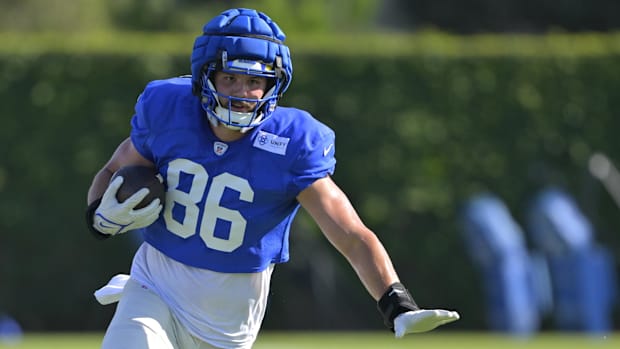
left=214, top=141, right=228, bottom=156
left=253, top=131, right=290, bottom=155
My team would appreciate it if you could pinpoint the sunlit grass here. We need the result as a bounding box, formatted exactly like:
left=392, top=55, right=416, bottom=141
left=0, top=331, right=617, bottom=349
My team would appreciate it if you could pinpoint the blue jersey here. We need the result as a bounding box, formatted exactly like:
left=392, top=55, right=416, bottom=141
left=130, top=77, right=336, bottom=273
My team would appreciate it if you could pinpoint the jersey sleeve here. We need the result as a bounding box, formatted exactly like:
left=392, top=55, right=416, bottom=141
left=130, top=77, right=196, bottom=163
left=289, top=125, right=336, bottom=194
left=130, top=87, right=155, bottom=161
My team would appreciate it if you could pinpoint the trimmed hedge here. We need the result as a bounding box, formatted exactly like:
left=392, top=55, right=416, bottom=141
left=0, top=32, right=619, bottom=331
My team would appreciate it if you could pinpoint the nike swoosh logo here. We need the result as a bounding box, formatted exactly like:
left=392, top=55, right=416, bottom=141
left=323, top=143, right=334, bottom=157
left=389, top=289, right=404, bottom=297
left=98, top=221, right=117, bottom=229
left=95, top=214, right=125, bottom=229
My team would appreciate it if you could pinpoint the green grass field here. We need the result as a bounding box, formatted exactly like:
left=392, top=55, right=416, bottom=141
left=0, top=331, right=617, bottom=349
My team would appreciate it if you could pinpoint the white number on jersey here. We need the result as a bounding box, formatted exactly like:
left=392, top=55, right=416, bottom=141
left=163, top=158, right=254, bottom=252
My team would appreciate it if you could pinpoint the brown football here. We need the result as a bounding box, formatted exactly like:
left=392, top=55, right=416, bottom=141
left=111, top=165, right=165, bottom=209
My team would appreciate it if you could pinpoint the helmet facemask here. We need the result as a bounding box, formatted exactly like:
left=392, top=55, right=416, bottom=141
left=200, top=52, right=282, bottom=132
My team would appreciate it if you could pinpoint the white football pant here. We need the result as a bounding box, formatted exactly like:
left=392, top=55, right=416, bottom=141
left=101, top=278, right=220, bottom=349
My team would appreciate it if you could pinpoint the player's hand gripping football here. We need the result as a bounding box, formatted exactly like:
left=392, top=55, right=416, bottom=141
left=393, top=308, right=460, bottom=338
left=93, top=176, right=163, bottom=236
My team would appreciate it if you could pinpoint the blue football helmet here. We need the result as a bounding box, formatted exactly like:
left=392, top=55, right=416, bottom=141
left=191, top=8, right=293, bottom=130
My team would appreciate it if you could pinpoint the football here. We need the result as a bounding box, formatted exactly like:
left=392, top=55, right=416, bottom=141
left=111, top=165, right=166, bottom=209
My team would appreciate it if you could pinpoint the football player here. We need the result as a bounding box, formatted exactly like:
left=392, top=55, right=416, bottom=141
left=86, top=8, right=459, bottom=349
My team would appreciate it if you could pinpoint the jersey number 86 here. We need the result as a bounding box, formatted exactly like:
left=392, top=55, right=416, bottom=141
left=163, top=158, right=254, bottom=253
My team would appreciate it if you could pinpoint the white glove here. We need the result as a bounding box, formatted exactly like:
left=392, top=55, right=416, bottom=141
left=93, top=176, right=163, bottom=236
left=394, top=309, right=460, bottom=338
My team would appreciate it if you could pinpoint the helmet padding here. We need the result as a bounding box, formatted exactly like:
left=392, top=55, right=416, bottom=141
left=190, top=8, right=292, bottom=129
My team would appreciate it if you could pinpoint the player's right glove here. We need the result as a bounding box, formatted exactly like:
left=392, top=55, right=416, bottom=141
left=87, top=176, right=163, bottom=237
left=377, top=282, right=460, bottom=338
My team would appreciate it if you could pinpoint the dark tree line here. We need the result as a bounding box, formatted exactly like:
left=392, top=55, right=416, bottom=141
left=381, top=0, right=620, bottom=33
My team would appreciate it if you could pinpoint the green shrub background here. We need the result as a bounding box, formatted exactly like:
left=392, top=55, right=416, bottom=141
left=1, top=32, right=619, bottom=330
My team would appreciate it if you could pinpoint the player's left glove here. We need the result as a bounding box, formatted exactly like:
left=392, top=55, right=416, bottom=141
left=377, top=282, right=460, bottom=338
left=393, top=309, right=460, bottom=338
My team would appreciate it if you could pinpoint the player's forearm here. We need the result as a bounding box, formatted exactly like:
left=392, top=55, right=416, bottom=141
left=87, top=138, right=153, bottom=204
left=87, top=167, right=115, bottom=204
left=344, top=233, right=400, bottom=300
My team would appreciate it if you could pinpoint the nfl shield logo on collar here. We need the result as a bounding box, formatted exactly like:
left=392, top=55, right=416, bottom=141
left=214, top=141, right=228, bottom=156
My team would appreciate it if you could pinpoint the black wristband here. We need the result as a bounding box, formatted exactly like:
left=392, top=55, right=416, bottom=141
left=377, top=282, right=419, bottom=330
left=85, top=198, right=111, bottom=240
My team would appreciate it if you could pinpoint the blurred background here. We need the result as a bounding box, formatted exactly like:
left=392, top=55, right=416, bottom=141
left=1, top=0, right=620, bottom=338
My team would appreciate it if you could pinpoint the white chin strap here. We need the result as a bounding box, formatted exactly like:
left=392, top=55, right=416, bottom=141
left=212, top=106, right=263, bottom=132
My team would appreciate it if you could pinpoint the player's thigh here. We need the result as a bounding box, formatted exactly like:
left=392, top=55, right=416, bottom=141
left=196, top=340, right=222, bottom=349
left=101, top=278, right=176, bottom=349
